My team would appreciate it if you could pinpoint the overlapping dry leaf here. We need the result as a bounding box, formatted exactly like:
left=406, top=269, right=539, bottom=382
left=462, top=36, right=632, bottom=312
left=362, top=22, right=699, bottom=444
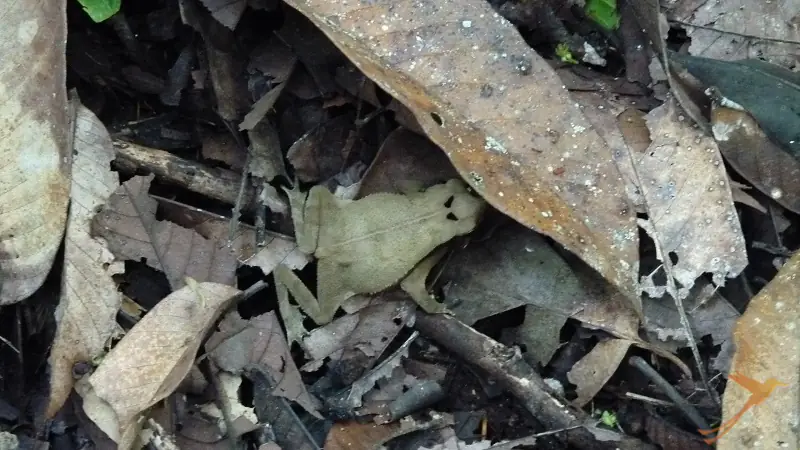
left=357, top=128, right=460, bottom=198
left=0, top=0, right=71, bottom=304
left=47, top=105, right=124, bottom=418
left=199, top=0, right=247, bottom=30
left=77, top=282, right=241, bottom=450
left=92, top=174, right=238, bottom=289
left=300, top=295, right=415, bottom=379
left=282, top=0, right=641, bottom=311
left=635, top=99, right=747, bottom=296
left=206, top=311, right=321, bottom=417
left=669, top=0, right=800, bottom=68
left=568, top=339, right=632, bottom=407
left=441, top=223, right=639, bottom=341
left=719, top=253, right=800, bottom=449
left=711, top=104, right=800, bottom=214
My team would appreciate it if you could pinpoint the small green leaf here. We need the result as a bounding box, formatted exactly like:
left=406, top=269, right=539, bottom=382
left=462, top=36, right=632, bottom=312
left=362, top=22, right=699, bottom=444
left=600, top=410, right=618, bottom=427
left=77, top=0, right=121, bottom=23
left=555, top=43, right=578, bottom=65
left=585, top=0, right=620, bottom=31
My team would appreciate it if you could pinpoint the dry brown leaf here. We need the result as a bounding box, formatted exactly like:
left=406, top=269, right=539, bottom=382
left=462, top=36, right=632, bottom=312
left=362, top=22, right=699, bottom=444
left=155, top=197, right=309, bottom=273
left=635, top=99, right=747, bottom=297
left=669, top=0, right=800, bottom=68
left=206, top=311, right=322, bottom=417
left=567, top=339, right=632, bottom=407
left=300, top=295, right=414, bottom=381
left=248, top=36, right=297, bottom=84
left=201, top=131, right=246, bottom=170
left=442, top=223, right=639, bottom=339
left=358, top=128, right=459, bottom=198
left=286, top=114, right=357, bottom=183
left=199, top=0, right=246, bottom=29
left=47, top=105, right=124, bottom=418
left=718, top=253, right=800, bottom=449
left=77, top=282, right=241, bottom=449
left=92, top=174, right=238, bottom=289
left=0, top=0, right=71, bottom=304
left=711, top=104, right=800, bottom=214
left=326, top=414, right=453, bottom=450
left=282, top=0, right=641, bottom=311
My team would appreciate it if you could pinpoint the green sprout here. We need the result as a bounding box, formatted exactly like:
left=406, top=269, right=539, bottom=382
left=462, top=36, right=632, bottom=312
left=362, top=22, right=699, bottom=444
left=600, top=410, right=618, bottom=428
left=555, top=43, right=578, bottom=64
left=77, top=0, right=121, bottom=23
left=585, top=0, right=620, bottom=31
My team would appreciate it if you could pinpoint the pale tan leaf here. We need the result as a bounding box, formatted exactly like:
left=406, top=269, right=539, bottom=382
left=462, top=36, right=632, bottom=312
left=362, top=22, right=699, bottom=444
left=282, top=0, right=640, bottom=310
left=718, top=253, right=800, bottom=449
left=636, top=99, right=747, bottom=296
left=0, top=0, right=71, bottom=304
left=568, top=339, right=632, bottom=407
left=47, top=105, right=124, bottom=418
left=92, top=175, right=237, bottom=289
left=79, top=282, right=241, bottom=449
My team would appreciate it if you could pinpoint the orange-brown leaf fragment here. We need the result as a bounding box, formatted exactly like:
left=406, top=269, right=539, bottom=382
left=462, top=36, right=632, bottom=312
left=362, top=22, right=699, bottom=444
left=719, top=254, right=799, bottom=449
left=282, top=0, right=640, bottom=312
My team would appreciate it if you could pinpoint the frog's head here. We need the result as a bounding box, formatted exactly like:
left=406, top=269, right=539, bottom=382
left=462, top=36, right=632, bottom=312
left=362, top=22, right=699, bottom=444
left=444, top=180, right=485, bottom=233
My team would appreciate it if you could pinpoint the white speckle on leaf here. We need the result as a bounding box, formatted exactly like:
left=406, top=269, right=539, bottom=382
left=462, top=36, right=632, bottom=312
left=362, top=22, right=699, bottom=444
left=484, top=136, right=506, bottom=154
left=461, top=20, right=472, bottom=28
left=17, top=19, right=38, bottom=46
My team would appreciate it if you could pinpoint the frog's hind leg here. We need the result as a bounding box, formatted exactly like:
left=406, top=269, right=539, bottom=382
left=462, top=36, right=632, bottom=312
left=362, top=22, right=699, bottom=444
left=274, top=264, right=337, bottom=325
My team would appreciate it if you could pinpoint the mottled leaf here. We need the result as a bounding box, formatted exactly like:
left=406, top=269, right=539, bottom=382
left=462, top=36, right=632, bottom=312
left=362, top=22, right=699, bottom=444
left=0, top=0, right=71, bottom=304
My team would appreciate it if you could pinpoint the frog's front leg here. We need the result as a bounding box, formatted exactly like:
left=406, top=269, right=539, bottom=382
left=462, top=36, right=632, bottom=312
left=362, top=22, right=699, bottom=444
left=273, top=264, right=339, bottom=324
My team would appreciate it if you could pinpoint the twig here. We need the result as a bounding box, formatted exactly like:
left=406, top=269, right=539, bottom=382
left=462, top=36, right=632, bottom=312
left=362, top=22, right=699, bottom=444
left=620, top=118, right=720, bottom=407
left=414, top=311, right=656, bottom=449
left=624, top=392, right=674, bottom=407
left=229, top=153, right=252, bottom=243
left=112, top=139, right=259, bottom=210
left=669, top=20, right=800, bottom=46
left=629, top=356, right=711, bottom=434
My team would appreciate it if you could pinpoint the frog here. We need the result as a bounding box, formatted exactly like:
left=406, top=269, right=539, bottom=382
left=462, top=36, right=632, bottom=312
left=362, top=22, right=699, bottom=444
left=274, top=179, right=484, bottom=324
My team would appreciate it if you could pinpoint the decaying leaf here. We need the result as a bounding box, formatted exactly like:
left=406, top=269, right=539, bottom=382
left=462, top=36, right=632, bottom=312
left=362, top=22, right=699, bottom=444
left=92, top=174, right=238, bottom=290
left=325, top=413, right=454, bottom=450
left=357, top=127, right=460, bottom=198
left=156, top=197, right=309, bottom=274
left=206, top=311, right=322, bottom=417
left=199, top=0, right=247, bottom=30
left=568, top=339, right=632, bottom=407
left=442, top=223, right=639, bottom=339
left=0, top=0, right=71, bottom=304
left=669, top=0, right=800, bottom=68
left=77, top=282, right=241, bottom=449
left=635, top=99, right=747, bottom=297
left=47, top=105, right=124, bottom=418
left=642, top=281, right=740, bottom=374
left=286, top=114, right=358, bottom=183
left=300, top=294, right=415, bottom=380
left=711, top=104, right=800, bottom=213
left=282, top=0, right=641, bottom=311
left=669, top=53, right=800, bottom=158
left=718, top=253, right=800, bottom=449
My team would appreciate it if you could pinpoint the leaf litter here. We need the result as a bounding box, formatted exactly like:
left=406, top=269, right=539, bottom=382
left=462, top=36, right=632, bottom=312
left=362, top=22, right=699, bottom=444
left=4, top=0, right=800, bottom=448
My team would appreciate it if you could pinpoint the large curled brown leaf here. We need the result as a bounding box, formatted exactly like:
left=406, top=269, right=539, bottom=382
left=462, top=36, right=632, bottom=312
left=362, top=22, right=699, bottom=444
left=0, top=0, right=71, bottom=304
left=282, top=0, right=640, bottom=311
